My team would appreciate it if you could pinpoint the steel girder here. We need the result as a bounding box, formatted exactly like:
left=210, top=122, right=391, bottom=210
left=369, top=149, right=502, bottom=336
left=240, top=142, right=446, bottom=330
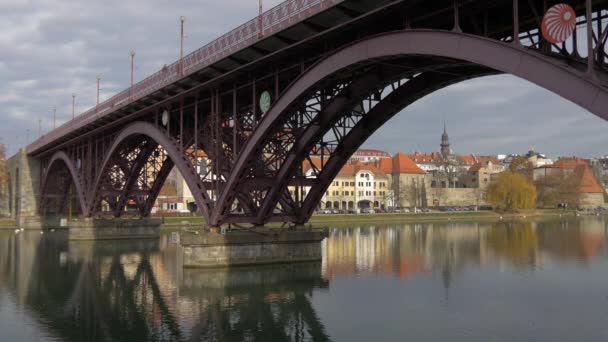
left=87, top=122, right=213, bottom=219
left=212, top=30, right=608, bottom=226
left=40, top=151, right=88, bottom=216
left=39, top=13, right=608, bottom=225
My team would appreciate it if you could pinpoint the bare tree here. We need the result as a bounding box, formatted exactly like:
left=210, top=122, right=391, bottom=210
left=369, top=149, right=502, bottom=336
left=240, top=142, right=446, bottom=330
left=535, top=169, right=582, bottom=208
left=0, top=144, right=6, bottom=216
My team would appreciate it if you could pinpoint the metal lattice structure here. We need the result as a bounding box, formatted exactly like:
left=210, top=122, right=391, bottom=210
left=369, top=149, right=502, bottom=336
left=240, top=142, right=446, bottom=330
left=31, top=0, right=608, bottom=226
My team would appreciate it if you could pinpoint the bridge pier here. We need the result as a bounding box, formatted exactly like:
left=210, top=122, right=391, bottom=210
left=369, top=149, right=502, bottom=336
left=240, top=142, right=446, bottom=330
left=180, top=227, right=328, bottom=268
left=66, top=218, right=161, bottom=240
left=6, top=149, right=42, bottom=229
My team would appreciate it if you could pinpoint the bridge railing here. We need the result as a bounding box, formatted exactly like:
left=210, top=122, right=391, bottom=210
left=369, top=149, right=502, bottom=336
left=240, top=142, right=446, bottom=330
left=27, top=0, right=344, bottom=155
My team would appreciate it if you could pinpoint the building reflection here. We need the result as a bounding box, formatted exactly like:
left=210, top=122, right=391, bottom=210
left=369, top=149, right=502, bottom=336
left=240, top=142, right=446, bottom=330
left=0, top=217, right=605, bottom=341
left=322, top=217, right=607, bottom=285
left=0, top=233, right=331, bottom=342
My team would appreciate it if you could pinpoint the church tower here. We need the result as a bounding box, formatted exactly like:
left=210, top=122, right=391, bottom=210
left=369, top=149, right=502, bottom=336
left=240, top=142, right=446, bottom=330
left=440, top=121, right=450, bottom=158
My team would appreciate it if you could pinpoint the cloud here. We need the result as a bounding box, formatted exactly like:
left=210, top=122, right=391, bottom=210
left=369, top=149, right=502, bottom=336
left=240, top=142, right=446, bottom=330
left=0, top=0, right=606, bottom=159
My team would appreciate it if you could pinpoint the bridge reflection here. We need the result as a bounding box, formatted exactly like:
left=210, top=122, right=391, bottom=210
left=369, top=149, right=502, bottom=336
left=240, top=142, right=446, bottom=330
left=0, top=217, right=606, bottom=341
left=0, top=234, right=330, bottom=342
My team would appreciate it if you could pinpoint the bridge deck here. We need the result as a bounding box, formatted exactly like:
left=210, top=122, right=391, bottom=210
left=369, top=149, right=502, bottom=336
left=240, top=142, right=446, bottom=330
left=27, top=0, right=395, bottom=156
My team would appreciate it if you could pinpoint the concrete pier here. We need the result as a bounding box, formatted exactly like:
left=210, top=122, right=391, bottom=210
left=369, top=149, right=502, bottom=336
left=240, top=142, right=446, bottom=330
left=66, top=218, right=161, bottom=240
left=6, top=149, right=42, bottom=229
left=181, top=228, right=328, bottom=268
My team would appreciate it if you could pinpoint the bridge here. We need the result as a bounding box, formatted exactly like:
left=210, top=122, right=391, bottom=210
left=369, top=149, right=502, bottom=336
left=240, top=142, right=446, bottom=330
left=7, top=0, right=608, bottom=227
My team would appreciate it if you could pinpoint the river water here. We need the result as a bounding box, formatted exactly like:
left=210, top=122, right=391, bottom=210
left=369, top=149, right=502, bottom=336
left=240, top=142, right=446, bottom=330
left=0, top=217, right=607, bottom=341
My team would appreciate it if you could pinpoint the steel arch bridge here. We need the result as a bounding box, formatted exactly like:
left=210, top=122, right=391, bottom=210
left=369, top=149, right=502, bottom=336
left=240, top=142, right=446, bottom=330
left=29, top=0, right=608, bottom=226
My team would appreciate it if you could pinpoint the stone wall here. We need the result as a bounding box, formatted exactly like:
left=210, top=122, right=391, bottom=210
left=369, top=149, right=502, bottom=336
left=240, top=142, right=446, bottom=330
left=580, top=193, right=605, bottom=208
left=181, top=229, right=328, bottom=268
left=6, top=150, right=41, bottom=228
left=427, top=187, right=487, bottom=207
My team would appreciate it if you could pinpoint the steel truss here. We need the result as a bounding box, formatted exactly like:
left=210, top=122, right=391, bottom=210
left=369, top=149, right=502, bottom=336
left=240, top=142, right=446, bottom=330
left=38, top=0, right=608, bottom=226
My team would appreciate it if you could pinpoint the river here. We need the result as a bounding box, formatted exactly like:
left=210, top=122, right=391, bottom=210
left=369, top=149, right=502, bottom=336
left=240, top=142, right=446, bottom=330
left=0, top=217, right=607, bottom=341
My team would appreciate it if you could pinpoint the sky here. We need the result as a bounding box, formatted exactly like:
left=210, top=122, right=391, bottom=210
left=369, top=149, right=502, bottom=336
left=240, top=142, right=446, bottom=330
left=1, top=0, right=607, bottom=159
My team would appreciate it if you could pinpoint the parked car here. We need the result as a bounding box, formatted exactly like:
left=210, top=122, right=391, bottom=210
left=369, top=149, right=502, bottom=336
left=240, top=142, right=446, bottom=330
left=376, top=209, right=385, bottom=214
left=361, top=208, right=375, bottom=214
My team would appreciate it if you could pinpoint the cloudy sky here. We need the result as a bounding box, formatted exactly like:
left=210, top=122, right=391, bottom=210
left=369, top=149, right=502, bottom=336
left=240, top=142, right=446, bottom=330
left=2, top=0, right=607, bottom=158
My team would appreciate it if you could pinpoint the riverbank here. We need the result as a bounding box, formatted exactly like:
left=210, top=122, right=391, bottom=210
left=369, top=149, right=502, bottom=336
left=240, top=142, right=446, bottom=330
left=157, top=209, right=581, bottom=230
left=0, top=218, right=17, bottom=229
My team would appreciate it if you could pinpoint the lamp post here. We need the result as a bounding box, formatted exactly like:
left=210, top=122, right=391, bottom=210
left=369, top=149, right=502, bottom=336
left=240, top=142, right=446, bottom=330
left=130, top=50, right=136, bottom=87
left=72, top=93, right=76, bottom=119
left=259, top=0, right=264, bottom=37
left=180, top=16, right=185, bottom=75
left=96, top=75, right=101, bottom=109
left=38, top=118, right=42, bottom=138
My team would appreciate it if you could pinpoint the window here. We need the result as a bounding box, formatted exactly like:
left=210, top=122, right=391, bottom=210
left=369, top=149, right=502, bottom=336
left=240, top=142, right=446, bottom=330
left=350, top=182, right=355, bottom=186
left=373, top=191, right=376, bottom=196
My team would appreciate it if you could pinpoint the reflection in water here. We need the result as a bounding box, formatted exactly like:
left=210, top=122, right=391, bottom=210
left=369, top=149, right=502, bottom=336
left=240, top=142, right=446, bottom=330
left=323, top=217, right=607, bottom=285
left=0, top=217, right=606, bottom=341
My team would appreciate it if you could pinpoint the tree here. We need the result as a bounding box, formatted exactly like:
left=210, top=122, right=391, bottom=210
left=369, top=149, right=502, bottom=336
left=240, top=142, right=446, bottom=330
left=402, top=178, right=427, bottom=208
left=0, top=144, right=6, bottom=216
left=433, top=155, right=465, bottom=188
left=486, top=171, right=537, bottom=212
left=535, top=169, right=581, bottom=208
left=508, top=156, right=534, bottom=182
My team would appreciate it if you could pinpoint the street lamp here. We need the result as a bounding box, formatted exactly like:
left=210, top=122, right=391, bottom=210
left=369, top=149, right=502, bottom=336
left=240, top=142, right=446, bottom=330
left=72, top=93, right=76, bottom=119
left=180, top=16, right=185, bottom=75
left=259, top=0, right=264, bottom=36
left=96, top=75, right=101, bottom=108
left=130, top=50, right=136, bottom=87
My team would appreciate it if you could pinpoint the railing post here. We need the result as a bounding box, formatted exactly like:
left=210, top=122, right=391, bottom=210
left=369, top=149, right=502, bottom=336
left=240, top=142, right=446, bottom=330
left=587, top=0, right=595, bottom=76
left=513, top=0, right=521, bottom=47
left=453, top=0, right=461, bottom=33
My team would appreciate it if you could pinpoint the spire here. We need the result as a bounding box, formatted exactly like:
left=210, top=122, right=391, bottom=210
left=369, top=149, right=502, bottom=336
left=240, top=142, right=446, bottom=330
left=441, top=120, right=450, bottom=158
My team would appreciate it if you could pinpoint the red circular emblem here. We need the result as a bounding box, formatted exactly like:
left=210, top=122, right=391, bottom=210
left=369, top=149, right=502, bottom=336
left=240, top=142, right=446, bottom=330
left=542, top=4, right=576, bottom=44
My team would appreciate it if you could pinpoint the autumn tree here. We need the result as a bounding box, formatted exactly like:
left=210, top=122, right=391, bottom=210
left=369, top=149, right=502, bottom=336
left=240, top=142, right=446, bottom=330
left=486, top=171, right=537, bottom=212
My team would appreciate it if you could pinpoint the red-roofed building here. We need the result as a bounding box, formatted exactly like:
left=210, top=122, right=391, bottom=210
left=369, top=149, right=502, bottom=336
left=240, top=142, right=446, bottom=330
left=299, top=150, right=427, bottom=211
left=533, top=157, right=605, bottom=208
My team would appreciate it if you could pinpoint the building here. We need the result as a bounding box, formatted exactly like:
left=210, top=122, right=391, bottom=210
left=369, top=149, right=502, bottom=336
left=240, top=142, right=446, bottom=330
left=460, top=160, right=505, bottom=189
left=533, top=157, right=605, bottom=208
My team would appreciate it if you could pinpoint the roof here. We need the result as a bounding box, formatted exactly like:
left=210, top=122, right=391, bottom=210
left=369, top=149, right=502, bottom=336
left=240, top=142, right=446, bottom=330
left=408, top=152, right=443, bottom=163
left=392, top=153, right=426, bottom=174
left=574, top=164, right=604, bottom=194
left=554, top=157, right=588, bottom=168
left=158, top=183, right=178, bottom=197
left=459, top=154, right=499, bottom=165
left=351, top=149, right=391, bottom=158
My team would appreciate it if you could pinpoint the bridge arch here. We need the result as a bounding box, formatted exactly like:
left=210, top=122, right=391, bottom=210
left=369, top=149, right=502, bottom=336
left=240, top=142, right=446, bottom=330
left=212, top=29, right=608, bottom=225
left=88, top=121, right=212, bottom=220
left=40, top=151, right=88, bottom=216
